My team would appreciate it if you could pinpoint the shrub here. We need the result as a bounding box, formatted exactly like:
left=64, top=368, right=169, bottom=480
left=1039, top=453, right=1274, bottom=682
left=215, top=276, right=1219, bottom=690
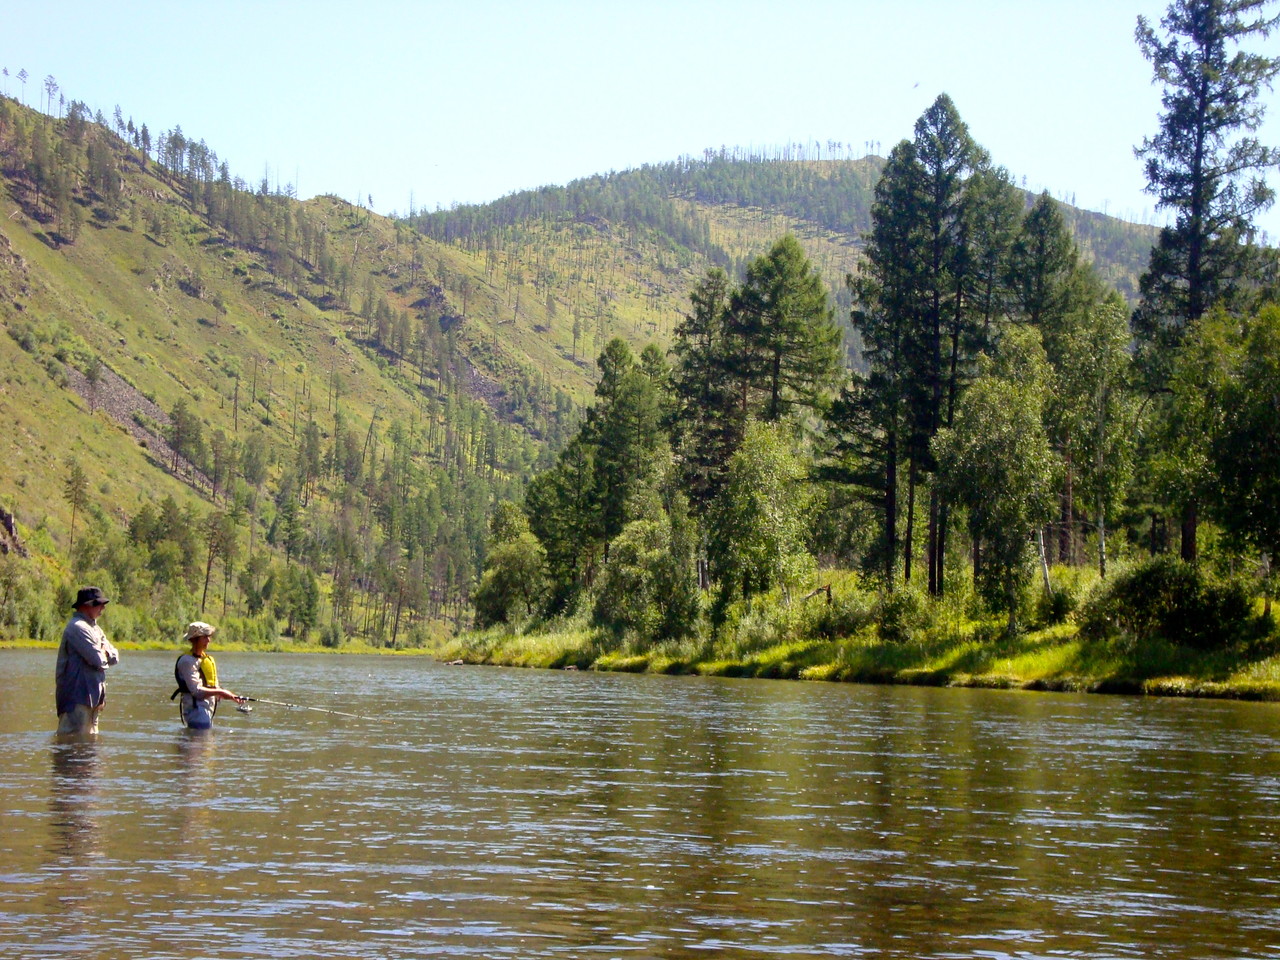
left=1079, top=554, right=1252, bottom=650
left=1036, top=588, right=1074, bottom=626
left=798, top=573, right=876, bottom=640
left=875, top=583, right=930, bottom=643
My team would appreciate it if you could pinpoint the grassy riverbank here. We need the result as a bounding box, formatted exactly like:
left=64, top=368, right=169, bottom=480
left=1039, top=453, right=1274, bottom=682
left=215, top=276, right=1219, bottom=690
left=12, top=560, right=1277, bottom=702
left=421, top=621, right=1280, bottom=701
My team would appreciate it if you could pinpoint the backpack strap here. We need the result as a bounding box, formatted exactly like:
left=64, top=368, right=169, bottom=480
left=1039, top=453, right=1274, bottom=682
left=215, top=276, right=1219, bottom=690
left=171, top=654, right=198, bottom=700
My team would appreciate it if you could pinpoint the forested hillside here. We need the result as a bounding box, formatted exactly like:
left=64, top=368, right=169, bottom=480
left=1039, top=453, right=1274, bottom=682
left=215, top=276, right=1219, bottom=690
left=414, top=146, right=1157, bottom=346
left=0, top=86, right=1165, bottom=650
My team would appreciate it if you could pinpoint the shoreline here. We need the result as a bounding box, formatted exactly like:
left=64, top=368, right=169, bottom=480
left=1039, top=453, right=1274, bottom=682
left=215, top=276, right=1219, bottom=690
left=10, top=630, right=1280, bottom=703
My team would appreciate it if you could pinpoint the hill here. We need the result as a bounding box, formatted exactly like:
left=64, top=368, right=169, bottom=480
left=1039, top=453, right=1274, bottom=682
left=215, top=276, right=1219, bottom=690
left=0, top=94, right=1157, bottom=647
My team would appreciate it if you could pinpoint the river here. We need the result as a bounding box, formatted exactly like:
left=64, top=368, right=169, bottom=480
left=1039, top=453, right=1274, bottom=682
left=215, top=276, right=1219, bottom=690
left=2, top=648, right=1279, bottom=958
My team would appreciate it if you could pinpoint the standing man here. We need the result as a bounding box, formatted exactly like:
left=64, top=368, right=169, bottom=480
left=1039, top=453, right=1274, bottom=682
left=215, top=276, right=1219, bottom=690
left=55, top=587, right=120, bottom=735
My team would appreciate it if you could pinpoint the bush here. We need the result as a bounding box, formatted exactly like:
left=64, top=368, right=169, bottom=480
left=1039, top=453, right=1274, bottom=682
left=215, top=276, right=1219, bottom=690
left=1079, top=554, right=1252, bottom=650
left=875, top=584, right=930, bottom=643
left=1036, top=587, right=1075, bottom=626
left=798, top=573, right=876, bottom=640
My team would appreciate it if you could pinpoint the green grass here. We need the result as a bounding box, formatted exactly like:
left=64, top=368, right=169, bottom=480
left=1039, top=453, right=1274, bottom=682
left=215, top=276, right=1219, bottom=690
left=419, top=617, right=1280, bottom=702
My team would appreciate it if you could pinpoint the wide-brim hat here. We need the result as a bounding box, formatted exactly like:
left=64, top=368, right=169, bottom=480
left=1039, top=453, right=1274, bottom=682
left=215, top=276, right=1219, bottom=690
left=183, top=621, right=216, bottom=642
left=72, top=586, right=110, bottom=609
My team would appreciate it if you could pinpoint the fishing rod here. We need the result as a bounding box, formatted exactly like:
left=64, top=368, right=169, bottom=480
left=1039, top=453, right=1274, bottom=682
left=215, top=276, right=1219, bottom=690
left=237, top=697, right=390, bottom=723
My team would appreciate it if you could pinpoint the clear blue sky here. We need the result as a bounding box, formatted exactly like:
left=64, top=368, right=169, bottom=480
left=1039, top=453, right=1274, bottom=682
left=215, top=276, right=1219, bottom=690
left=4, top=0, right=1278, bottom=238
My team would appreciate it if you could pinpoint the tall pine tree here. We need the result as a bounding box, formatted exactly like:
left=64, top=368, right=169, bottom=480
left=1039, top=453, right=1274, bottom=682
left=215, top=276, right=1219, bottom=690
left=1132, top=0, right=1280, bottom=559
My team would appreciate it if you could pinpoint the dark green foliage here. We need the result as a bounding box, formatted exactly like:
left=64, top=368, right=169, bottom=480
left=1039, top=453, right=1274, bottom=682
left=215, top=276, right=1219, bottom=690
left=840, top=140, right=930, bottom=583
left=1079, top=554, right=1252, bottom=650
left=1035, top=586, right=1077, bottom=627
left=1205, top=305, right=1280, bottom=562
left=800, top=580, right=877, bottom=641
left=725, top=235, right=842, bottom=422
left=874, top=584, right=929, bottom=643
left=1133, top=0, right=1280, bottom=388
left=669, top=268, right=744, bottom=510
left=1013, top=192, right=1078, bottom=328
left=473, top=503, right=546, bottom=627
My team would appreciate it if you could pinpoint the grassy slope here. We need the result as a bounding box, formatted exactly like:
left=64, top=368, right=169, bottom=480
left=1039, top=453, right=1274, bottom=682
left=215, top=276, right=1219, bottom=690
left=1, top=173, right=424, bottom=548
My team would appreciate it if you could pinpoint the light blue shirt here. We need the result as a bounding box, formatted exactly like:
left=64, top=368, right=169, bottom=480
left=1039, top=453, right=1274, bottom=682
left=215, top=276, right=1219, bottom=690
left=55, top=613, right=119, bottom=715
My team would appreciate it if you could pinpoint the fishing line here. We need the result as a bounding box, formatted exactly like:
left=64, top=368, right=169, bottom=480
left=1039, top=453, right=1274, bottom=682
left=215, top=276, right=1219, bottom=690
left=238, top=697, right=390, bottom=723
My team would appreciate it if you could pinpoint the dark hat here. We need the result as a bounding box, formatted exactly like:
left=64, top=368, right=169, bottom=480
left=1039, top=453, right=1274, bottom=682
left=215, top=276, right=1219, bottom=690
left=72, top=586, right=110, bottom=609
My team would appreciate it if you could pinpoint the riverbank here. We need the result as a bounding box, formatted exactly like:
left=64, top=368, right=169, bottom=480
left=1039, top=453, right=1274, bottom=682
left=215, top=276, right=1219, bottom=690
left=12, top=619, right=1280, bottom=702
left=423, top=620, right=1280, bottom=702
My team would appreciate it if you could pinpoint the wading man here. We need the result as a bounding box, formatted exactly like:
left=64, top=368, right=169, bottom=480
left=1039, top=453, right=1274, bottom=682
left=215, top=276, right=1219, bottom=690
left=55, top=587, right=120, bottom=735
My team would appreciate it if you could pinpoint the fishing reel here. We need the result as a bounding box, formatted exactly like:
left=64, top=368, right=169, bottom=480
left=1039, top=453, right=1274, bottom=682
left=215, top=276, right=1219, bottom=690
left=236, top=702, right=253, bottom=714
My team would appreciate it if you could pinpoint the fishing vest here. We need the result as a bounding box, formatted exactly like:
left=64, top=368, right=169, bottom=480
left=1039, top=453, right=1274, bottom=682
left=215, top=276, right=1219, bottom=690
left=170, top=653, right=218, bottom=699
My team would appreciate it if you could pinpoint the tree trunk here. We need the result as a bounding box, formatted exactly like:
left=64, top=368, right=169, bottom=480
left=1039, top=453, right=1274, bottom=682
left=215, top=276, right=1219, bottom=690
left=927, top=488, right=940, bottom=597
left=1180, top=502, right=1198, bottom=563
left=1036, top=528, right=1052, bottom=595
left=904, top=461, right=918, bottom=585
left=1060, top=448, right=1074, bottom=565
left=884, top=428, right=898, bottom=588
left=1096, top=493, right=1108, bottom=580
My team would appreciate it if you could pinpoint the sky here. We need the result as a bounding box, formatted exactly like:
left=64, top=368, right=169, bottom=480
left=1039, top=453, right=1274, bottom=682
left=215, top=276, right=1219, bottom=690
left=4, top=0, right=1279, bottom=238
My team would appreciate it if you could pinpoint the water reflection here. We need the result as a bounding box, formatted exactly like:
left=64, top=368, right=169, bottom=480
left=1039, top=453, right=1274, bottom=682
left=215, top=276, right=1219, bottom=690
left=176, top=726, right=217, bottom=770
left=48, top=739, right=102, bottom=860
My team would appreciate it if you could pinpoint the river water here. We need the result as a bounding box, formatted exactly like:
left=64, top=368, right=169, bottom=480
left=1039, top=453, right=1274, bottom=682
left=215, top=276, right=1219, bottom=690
left=2, top=649, right=1279, bottom=959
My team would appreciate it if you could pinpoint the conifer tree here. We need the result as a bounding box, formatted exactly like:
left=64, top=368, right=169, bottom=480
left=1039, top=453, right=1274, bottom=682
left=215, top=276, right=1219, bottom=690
left=1013, top=192, right=1078, bottom=329
left=670, top=268, right=742, bottom=511
left=63, top=462, right=89, bottom=554
left=1133, top=0, right=1280, bottom=559
left=1134, top=0, right=1280, bottom=371
left=840, top=140, right=930, bottom=585
left=726, top=235, right=841, bottom=423
left=913, top=94, right=980, bottom=596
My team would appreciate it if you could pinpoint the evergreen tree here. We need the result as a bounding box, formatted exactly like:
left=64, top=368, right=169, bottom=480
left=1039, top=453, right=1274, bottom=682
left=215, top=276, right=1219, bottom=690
left=63, top=461, right=89, bottom=554
left=1132, top=0, right=1280, bottom=559
left=1134, top=0, right=1280, bottom=373
left=962, top=164, right=1023, bottom=341
left=726, top=235, right=841, bottom=423
left=525, top=436, right=601, bottom=613
left=582, top=339, right=666, bottom=549
left=669, top=268, right=742, bottom=511
left=840, top=140, right=930, bottom=585
left=913, top=94, right=981, bottom=596
left=1012, top=192, right=1078, bottom=329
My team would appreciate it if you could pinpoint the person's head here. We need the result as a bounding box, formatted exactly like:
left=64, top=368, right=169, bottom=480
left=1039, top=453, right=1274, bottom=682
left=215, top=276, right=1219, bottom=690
left=72, top=586, right=110, bottom=621
left=183, top=621, right=216, bottom=654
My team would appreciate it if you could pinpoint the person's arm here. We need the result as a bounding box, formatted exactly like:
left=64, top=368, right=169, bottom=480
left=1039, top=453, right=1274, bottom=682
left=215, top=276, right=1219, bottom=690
left=181, top=658, right=242, bottom=702
left=66, top=621, right=115, bottom=670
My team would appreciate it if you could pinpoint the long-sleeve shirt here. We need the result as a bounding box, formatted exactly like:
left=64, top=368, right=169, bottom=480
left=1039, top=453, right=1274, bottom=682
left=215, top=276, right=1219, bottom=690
left=54, top=613, right=119, bottom=715
left=175, top=653, right=217, bottom=727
